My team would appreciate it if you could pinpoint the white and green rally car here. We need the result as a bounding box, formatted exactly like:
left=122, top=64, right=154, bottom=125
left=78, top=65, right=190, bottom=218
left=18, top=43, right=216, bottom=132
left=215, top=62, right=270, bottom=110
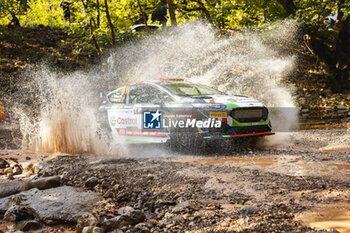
left=98, top=78, right=273, bottom=148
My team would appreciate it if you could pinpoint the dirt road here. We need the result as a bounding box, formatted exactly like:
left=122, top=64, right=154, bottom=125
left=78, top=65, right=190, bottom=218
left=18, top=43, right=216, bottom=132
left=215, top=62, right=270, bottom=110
left=0, top=126, right=349, bottom=232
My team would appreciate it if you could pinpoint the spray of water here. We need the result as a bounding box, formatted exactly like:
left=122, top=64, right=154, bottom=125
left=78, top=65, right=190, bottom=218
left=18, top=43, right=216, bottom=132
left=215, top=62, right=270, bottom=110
left=9, top=20, right=298, bottom=154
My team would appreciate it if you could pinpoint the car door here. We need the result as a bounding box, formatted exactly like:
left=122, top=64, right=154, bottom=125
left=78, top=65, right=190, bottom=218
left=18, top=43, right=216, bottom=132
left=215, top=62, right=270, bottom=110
left=125, top=84, right=171, bottom=143
left=104, top=86, right=138, bottom=142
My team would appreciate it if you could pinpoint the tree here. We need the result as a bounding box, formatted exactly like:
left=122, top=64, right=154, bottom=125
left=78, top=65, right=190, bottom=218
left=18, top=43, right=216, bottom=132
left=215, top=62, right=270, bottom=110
left=137, top=0, right=149, bottom=33
left=152, top=0, right=167, bottom=27
left=276, top=0, right=296, bottom=16
left=104, top=0, right=116, bottom=45
left=167, top=0, right=177, bottom=26
left=0, top=0, right=28, bottom=27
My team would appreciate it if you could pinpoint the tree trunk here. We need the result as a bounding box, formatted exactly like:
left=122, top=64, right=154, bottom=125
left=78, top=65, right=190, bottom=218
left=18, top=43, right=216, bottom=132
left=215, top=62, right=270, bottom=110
left=137, top=0, right=149, bottom=33
left=89, top=19, right=101, bottom=56
left=104, top=0, right=116, bottom=46
left=166, top=0, right=177, bottom=27
left=277, top=0, right=296, bottom=16
left=193, top=0, right=214, bottom=25
left=80, top=0, right=101, bottom=55
left=96, top=0, right=100, bottom=28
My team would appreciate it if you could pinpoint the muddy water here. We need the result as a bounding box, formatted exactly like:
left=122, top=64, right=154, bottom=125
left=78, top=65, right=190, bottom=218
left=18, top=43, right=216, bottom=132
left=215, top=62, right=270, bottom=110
left=299, top=114, right=349, bottom=130
left=296, top=204, right=350, bottom=233
left=176, top=155, right=350, bottom=180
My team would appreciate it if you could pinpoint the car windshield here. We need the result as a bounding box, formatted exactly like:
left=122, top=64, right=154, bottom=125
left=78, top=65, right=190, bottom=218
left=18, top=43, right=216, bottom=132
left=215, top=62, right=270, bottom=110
left=161, top=82, right=225, bottom=96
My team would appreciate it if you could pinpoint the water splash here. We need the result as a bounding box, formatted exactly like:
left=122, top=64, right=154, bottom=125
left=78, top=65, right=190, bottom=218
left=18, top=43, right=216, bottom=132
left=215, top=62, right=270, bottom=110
left=10, top=20, right=298, bottom=154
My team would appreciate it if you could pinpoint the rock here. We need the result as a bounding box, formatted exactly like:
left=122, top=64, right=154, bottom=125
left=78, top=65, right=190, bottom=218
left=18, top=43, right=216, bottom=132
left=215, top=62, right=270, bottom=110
left=22, top=163, right=34, bottom=173
left=0, top=158, right=8, bottom=168
left=6, top=186, right=100, bottom=223
left=188, top=221, right=195, bottom=228
left=240, top=206, right=259, bottom=216
left=102, top=210, right=145, bottom=231
left=169, top=215, right=185, bottom=224
left=12, top=166, right=22, bottom=175
left=172, top=201, right=191, bottom=213
left=0, top=196, right=11, bottom=218
left=146, top=174, right=154, bottom=181
left=76, top=213, right=99, bottom=233
left=85, top=177, right=99, bottom=189
left=21, top=176, right=61, bottom=191
left=15, top=220, right=41, bottom=231
left=33, top=163, right=44, bottom=174
left=118, top=206, right=134, bottom=215
left=4, top=167, right=12, bottom=175
left=0, top=180, right=26, bottom=198
left=8, top=160, right=18, bottom=168
left=82, top=226, right=104, bottom=233
left=3, top=205, right=18, bottom=222
left=135, top=223, right=150, bottom=233
left=38, top=166, right=54, bottom=177
left=157, top=200, right=176, bottom=206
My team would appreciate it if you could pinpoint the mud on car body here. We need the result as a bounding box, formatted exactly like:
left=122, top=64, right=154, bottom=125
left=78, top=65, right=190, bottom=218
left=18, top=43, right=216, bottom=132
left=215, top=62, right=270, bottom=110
left=98, top=78, right=274, bottom=148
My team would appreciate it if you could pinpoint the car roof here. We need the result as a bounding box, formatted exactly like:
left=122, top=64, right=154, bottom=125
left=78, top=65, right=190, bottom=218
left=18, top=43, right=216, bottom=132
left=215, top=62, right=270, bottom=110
left=125, top=78, right=186, bottom=87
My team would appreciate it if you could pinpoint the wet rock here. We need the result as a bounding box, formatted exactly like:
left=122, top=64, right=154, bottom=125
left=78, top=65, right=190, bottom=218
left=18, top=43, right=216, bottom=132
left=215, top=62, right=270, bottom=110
left=0, top=180, right=26, bottom=198
left=0, top=196, right=11, bottom=218
left=85, top=177, right=99, bottom=189
left=6, top=186, right=100, bottom=223
left=102, top=210, right=146, bottom=231
left=82, top=226, right=104, bottom=233
left=15, top=220, right=41, bottom=231
left=3, top=205, right=18, bottom=222
left=76, top=213, right=100, bottom=233
left=21, top=176, right=61, bottom=191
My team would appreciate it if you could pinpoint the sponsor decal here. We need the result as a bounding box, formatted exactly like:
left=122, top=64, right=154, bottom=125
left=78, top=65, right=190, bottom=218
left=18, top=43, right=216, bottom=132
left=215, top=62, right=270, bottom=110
left=143, top=110, right=222, bottom=129
left=209, top=112, right=227, bottom=118
left=111, top=115, right=137, bottom=126
left=110, top=116, right=117, bottom=126
left=143, top=110, right=162, bottom=129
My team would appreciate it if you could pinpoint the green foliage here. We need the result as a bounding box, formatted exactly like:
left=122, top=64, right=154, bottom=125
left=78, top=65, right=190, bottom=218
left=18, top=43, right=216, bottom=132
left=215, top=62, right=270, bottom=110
left=0, top=0, right=28, bottom=24
left=0, top=0, right=349, bottom=59
left=21, top=0, right=65, bottom=27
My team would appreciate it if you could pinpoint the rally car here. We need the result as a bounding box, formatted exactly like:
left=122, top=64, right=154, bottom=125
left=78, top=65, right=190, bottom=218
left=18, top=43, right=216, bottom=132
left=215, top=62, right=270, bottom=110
left=98, top=78, right=274, bottom=148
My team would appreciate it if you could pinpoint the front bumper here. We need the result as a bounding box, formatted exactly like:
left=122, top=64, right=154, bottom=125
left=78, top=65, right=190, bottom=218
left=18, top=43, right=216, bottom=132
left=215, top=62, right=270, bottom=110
left=201, top=131, right=275, bottom=140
